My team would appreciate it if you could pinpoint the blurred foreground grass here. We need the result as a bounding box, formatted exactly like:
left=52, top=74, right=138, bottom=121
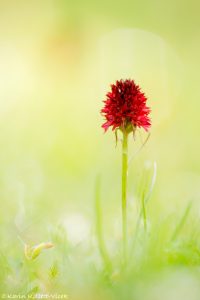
left=1, top=178, right=200, bottom=300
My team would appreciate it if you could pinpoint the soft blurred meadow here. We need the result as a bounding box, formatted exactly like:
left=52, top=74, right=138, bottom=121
left=1, top=0, right=200, bottom=299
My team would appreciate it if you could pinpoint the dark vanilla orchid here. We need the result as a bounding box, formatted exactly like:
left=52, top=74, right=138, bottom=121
left=101, top=79, right=151, bottom=134
left=101, top=79, right=151, bottom=265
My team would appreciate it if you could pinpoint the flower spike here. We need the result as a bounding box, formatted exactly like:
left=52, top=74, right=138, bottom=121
left=101, top=79, right=151, bottom=135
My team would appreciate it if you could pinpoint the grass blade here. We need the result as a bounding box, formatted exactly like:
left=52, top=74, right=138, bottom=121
left=170, top=201, right=192, bottom=242
left=95, top=175, right=112, bottom=272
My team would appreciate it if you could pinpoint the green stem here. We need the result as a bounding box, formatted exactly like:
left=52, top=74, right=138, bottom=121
left=122, top=130, right=128, bottom=264
left=95, top=176, right=112, bottom=272
left=141, top=191, right=147, bottom=232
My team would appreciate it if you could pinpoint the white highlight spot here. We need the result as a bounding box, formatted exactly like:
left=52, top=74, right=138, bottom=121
left=63, top=213, right=91, bottom=245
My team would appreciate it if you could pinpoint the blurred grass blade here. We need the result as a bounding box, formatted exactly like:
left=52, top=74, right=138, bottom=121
left=170, top=201, right=192, bottom=242
left=140, top=161, right=157, bottom=231
left=128, top=133, right=150, bottom=165
left=141, top=191, right=147, bottom=231
left=95, top=175, right=112, bottom=272
left=129, top=162, right=157, bottom=256
left=138, top=161, right=157, bottom=230
left=145, top=161, right=157, bottom=204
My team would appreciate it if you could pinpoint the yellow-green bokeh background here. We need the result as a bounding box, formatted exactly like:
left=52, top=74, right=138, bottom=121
left=0, top=0, right=200, bottom=245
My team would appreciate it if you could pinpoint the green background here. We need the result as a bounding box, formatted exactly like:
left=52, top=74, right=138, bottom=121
left=0, top=1, right=200, bottom=299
